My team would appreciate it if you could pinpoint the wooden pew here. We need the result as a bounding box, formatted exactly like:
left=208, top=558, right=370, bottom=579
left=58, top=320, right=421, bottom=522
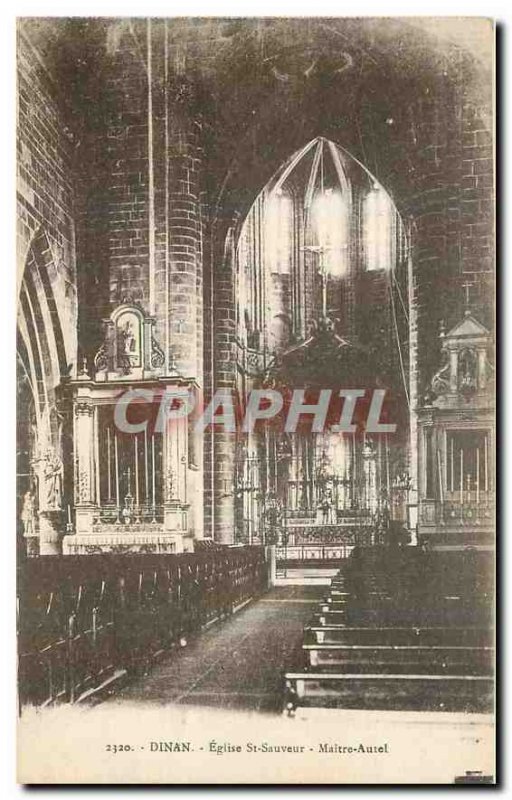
left=302, top=643, right=494, bottom=674
left=304, top=626, right=494, bottom=647
left=312, top=605, right=492, bottom=628
left=284, top=672, right=494, bottom=713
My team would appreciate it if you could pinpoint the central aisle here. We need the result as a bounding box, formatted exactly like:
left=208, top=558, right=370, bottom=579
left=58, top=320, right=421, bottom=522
left=104, top=585, right=323, bottom=713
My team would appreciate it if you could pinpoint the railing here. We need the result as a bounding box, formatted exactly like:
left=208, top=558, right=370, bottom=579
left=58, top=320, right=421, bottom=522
left=276, top=545, right=354, bottom=562
left=420, top=498, right=495, bottom=526
left=288, top=525, right=380, bottom=546
left=17, top=547, right=268, bottom=709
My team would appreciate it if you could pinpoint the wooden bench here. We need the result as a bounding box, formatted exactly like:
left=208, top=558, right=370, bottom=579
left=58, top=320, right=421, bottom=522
left=284, top=672, right=494, bottom=713
left=302, top=643, right=494, bottom=673
left=312, top=607, right=492, bottom=627
left=304, top=625, right=494, bottom=647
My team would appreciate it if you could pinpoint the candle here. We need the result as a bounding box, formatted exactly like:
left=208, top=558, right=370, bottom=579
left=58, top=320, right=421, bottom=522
left=94, top=408, right=100, bottom=506
left=385, top=434, right=391, bottom=497
left=67, top=504, right=71, bottom=525
left=476, top=446, right=480, bottom=506
left=152, top=435, right=156, bottom=510
left=450, top=438, right=454, bottom=493
left=115, top=434, right=120, bottom=509
left=107, top=427, right=112, bottom=501
left=352, top=430, right=356, bottom=502
left=437, top=450, right=444, bottom=504
left=135, top=435, right=139, bottom=508
left=144, top=428, right=149, bottom=503
left=484, top=435, right=489, bottom=492
left=460, top=449, right=464, bottom=505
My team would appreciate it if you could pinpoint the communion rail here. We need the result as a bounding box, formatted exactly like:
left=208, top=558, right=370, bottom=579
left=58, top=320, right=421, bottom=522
left=17, top=546, right=269, bottom=710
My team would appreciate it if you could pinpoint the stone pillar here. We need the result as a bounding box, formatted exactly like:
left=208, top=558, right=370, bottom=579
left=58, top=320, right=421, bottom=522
left=38, top=512, right=62, bottom=556
left=214, top=432, right=236, bottom=544
left=212, top=225, right=237, bottom=544
left=407, top=233, right=418, bottom=546
left=161, top=387, right=189, bottom=551
left=449, top=347, right=458, bottom=393
left=478, top=347, right=487, bottom=389
left=166, top=110, right=202, bottom=381
left=32, top=431, right=64, bottom=556
left=74, top=397, right=95, bottom=536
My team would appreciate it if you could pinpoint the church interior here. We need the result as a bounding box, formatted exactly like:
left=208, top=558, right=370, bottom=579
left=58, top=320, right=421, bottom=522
left=16, top=18, right=495, bottom=730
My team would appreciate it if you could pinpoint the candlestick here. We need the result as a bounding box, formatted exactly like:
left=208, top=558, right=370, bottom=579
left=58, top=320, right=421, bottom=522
left=114, top=434, right=120, bottom=518
left=437, top=450, right=444, bottom=504
left=107, top=427, right=112, bottom=502
left=135, top=435, right=139, bottom=508
left=385, top=434, right=391, bottom=497
left=460, top=449, right=464, bottom=506
left=144, top=428, right=149, bottom=503
left=476, top=446, right=480, bottom=506
left=484, top=435, right=489, bottom=492
left=152, top=434, right=156, bottom=516
left=94, top=407, right=100, bottom=507
left=378, top=436, right=382, bottom=508
left=352, top=430, right=356, bottom=503
left=450, top=438, right=454, bottom=493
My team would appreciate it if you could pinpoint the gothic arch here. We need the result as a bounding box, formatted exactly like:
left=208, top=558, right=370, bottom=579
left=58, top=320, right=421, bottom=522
left=17, top=228, right=74, bottom=554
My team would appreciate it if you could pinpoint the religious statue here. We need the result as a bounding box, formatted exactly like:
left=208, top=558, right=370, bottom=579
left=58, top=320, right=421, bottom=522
left=21, top=490, right=35, bottom=538
left=458, top=348, right=478, bottom=394
left=121, top=319, right=137, bottom=357
left=430, top=354, right=450, bottom=397
left=34, top=449, right=63, bottom=511
left=116, top=313, right=141, bottom=372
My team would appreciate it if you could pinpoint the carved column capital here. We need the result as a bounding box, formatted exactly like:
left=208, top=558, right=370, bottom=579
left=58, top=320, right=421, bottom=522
left=75, top=401, right=94, bottom=417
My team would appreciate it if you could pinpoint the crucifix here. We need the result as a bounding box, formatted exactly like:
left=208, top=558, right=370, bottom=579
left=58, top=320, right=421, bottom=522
left=301, top=243, right=333, bottom=318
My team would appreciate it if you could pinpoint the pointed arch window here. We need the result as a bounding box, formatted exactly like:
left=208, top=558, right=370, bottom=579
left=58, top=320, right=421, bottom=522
left=311, top=188, right=349, bottom=277
left=363, top=185, right=395, bottom=272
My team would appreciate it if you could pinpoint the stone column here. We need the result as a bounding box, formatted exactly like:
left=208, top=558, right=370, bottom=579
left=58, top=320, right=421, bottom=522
left=449, top=347, right=458, bottom=393
left=74, top=397, right=95, bottom=536
left=214, top=434, right=236, bottom=544
left=162, top=99, right=203, bottom=382
left=32, top=426, right=64, bottom=555
left=211, top=227, right=237, bottom=544
left=478, top=347, right=487, bottom=389
left=161, top=385, right=189, bottom=551
left=407, top=232, right=419, bottom=546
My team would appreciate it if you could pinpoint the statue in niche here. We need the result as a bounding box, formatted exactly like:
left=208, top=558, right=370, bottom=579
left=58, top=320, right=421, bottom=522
left=458, top=348, right=478, bottom=395
left=116, top=311, right=141, bottom=372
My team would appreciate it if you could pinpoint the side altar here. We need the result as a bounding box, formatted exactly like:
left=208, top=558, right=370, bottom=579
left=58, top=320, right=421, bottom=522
left=417, top=309, right=495, bottom=550
left=63, top=304, right=203, bottom=555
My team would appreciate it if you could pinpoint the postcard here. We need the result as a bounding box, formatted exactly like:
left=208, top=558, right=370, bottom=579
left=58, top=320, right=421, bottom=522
left=16, top=16, right=495, bottom=784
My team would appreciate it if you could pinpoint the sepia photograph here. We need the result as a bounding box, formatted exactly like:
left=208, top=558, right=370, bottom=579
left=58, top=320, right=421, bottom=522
left=15, top=13, right=495, bottom=784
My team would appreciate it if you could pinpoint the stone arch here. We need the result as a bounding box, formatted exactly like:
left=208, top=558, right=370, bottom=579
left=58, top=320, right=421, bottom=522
left=210, top=132, right=410, bottom=543
left=17, top=228, right=75, bottom=555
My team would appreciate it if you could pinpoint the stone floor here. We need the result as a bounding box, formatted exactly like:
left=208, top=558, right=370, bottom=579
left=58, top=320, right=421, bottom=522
left=103, top=585, right=323, bottom=713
